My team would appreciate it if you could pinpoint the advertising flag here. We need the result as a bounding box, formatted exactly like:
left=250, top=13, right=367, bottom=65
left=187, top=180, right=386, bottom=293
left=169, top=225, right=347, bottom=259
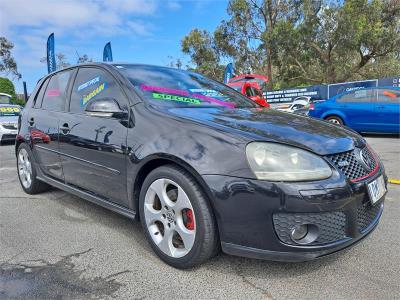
left=103, top=42, right=113, bottom=62
left=47, top=33, right=56, bottom=73
left=223, top=63, right=234, bottom=83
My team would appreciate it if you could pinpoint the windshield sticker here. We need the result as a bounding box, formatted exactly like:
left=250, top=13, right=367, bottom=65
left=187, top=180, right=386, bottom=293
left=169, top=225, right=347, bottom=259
left=141, top=84, right=190, bottom=97
left=191, top=93, right=235, bottom=108
left=141, top=85, right=235, bottom=108
left=189, top=89, right=223, bottom=97
left=81, top=82, right=107, bottom=106
left=46, top=89, right=61, bottom=97
left=0, top=106, right=20, bottom=116
left=77, top=76, right=100, bottom=92
left=152, top=93, right=201, bottom=105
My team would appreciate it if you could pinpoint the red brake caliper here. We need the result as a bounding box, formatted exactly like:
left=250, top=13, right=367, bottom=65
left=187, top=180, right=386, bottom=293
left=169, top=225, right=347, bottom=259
left=182, top=209, right=195, bottom=230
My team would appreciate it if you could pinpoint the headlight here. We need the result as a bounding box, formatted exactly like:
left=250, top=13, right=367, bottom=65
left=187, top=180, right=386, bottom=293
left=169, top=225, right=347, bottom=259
left=246, top=142, right=332, bottom=181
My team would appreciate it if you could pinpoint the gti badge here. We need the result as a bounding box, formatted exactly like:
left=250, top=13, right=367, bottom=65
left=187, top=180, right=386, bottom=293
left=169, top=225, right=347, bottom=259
left=338, top=160, right=350, bottom=167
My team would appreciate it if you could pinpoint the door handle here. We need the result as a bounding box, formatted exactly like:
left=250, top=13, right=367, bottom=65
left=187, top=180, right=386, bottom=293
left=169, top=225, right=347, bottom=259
left=60, top=123, right=70, bottom=134
left=28, top=117, right=34, bottom=126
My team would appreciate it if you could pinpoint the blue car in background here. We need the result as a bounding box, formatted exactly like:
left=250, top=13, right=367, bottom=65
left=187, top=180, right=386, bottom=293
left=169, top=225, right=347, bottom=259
left=308, top=87, right=400, bottom=134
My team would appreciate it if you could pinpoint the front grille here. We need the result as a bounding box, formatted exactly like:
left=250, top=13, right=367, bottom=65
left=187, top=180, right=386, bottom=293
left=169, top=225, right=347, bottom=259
left=325, top=147, right=377, bottom=182
left=2, top=124, right=17, bottom=130
left=357, top=202, right=382, bottom=233
left=273, top=212, right=347, bottom=246
left=1, top=134, right=16, bottom=141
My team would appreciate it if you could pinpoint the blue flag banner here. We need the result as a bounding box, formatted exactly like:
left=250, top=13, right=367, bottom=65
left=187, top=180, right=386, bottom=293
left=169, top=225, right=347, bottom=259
left=47, top=33, right=56, bottom=73
left=103, top=42, right=113, bottom=62
left=223, top=63, right=234, bottom=84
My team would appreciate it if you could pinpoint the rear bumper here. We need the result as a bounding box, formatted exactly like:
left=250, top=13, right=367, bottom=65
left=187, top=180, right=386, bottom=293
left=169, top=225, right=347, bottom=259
left=202, top=170, right=386, bottom=262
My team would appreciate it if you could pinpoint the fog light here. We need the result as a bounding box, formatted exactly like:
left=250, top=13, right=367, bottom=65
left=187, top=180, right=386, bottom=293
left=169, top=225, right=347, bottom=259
left=291, top=224, right=308, bottom=241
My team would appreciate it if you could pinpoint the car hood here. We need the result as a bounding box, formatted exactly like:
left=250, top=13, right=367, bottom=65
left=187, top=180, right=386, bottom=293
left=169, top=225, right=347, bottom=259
left=0, top=115, right=18, bottom=124
left=161, top=107, right=364, bottom=155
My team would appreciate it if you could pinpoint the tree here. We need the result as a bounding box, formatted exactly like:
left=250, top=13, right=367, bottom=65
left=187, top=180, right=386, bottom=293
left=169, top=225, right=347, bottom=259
left=0, top=37, right=21, bottom=79
left=40, top=52, right=92, bottom=70
left=181, top=0, right=400, bottom=88
left=272, top=0, right=400, bottom=86
left=166, top=56, right=184, bottom=69
left=0, top=77, right=17, bottom=103
left=77, top=53, right=93, bottom=64
left=182, top=29, right=225, bottom=80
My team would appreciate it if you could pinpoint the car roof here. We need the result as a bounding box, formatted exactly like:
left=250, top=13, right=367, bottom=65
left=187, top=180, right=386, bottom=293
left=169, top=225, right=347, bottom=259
left=39, top=62, right=191, bottom=82
left=334, top=86, right=400, bottom=97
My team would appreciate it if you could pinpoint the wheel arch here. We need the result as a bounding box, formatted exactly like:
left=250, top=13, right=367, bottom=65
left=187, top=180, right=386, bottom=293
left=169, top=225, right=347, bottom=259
left=321, top=110, right=346, bottom=124
left=132, top=155, right=217, bottom=222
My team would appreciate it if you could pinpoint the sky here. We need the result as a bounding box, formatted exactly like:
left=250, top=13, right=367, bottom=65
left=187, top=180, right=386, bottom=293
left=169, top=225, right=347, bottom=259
left=0, top=0, right=229, bottom=93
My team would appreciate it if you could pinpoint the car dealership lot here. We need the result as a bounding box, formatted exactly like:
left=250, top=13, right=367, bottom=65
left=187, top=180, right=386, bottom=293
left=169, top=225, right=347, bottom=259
left=1, top=136, right=399, bottom=299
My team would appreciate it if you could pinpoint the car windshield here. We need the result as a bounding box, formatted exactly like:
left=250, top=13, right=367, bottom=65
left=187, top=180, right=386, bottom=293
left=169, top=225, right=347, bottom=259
left=116, top=64, right=257, bottom=109
left=0, top=94, right=12, bottom=104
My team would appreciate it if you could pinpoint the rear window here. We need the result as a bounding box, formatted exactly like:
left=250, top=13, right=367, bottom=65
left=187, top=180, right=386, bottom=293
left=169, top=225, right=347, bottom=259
left=116, top=65, right=257, bottom=109
left=41, top=70, right=73, bottom=111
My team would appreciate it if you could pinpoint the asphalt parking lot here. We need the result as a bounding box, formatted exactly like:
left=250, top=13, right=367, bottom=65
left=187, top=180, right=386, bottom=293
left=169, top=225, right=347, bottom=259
left=0, top=136, right=399, bottom=299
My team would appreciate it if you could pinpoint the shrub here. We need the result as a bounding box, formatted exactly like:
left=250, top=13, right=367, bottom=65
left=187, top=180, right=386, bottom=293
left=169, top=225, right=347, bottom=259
left=0, top=77, right=24, bottom=106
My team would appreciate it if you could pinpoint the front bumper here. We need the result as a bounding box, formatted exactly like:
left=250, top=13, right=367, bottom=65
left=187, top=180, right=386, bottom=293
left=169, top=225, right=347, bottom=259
left=203, top=169, right=386, bottom=262
left=0, top=126, right=18, bottom=142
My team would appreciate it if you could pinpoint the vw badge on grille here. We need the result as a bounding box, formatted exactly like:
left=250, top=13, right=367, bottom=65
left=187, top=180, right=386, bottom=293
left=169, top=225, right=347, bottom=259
left=360, top=148, right=375, bottom=171
left=338, top=160, right=349, bottom=167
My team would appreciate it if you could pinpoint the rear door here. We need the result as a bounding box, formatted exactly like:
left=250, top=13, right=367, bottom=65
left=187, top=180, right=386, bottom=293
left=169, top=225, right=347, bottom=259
left=30, top=70, right=74, bottom=181
left=58, top=67, right=130, bottom=206
left=375, top=88, right=400, bottom=133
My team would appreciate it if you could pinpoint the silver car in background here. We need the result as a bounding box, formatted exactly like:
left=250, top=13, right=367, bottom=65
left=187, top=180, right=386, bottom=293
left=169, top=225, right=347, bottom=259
left=0, top=94, right=21, bottom=144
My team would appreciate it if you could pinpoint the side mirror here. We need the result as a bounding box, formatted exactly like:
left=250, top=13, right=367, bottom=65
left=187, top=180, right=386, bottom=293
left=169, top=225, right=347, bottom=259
left=84, top=97, right=128, bottom=119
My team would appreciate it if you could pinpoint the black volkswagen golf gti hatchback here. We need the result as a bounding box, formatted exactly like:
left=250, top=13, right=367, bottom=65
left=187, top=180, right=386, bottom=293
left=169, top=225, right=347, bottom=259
left=16, top=63, right=387, bottom=268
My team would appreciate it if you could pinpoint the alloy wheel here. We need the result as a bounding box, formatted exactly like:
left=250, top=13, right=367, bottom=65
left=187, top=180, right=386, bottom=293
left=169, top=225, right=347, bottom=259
left=18, top=148, right=32, bottom=189
left=144, top=178, right=196, bottom=258
left=328, top=118, right=341, bottom=125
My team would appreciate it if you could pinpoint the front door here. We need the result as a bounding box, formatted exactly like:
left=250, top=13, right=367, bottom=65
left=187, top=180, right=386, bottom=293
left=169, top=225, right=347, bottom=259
left=58, top=67, right=130, bottom=206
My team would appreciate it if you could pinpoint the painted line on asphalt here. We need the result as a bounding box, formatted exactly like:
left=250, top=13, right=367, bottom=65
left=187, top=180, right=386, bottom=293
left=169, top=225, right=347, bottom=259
left=388, top=179, right=400, bottom=185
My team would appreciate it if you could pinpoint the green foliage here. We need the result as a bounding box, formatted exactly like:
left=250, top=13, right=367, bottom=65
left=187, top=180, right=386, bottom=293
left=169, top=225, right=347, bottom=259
left=181, top=0, right=400, bottom=89
left=0, top=37, right=21, bottom=79
left=0, top=77, right=25, bottom=106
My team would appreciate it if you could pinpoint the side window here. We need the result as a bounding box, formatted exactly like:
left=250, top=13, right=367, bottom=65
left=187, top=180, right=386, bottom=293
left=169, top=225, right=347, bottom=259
left=245, top=86, right=253, bottom=97
left=253, top=88, right=263, bottom=97
left=377, top=89, right=400, bottom=104
left=34, top=78, right=50, bottom=109
left=337, top=89, right=377, bottom=103
left=41, top=70, right=73, bottom=111
left=70, top=68, right=127, bottom=114
left=293, top=104, right=304, bottom=110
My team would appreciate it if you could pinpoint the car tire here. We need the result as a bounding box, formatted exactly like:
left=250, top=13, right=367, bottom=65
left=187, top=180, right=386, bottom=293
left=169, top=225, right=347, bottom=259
left=325, top=116, right=344, bottom=126
left=17, top=143, right=50, bottom=194
left=139, top=164, right=219, bottom=269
